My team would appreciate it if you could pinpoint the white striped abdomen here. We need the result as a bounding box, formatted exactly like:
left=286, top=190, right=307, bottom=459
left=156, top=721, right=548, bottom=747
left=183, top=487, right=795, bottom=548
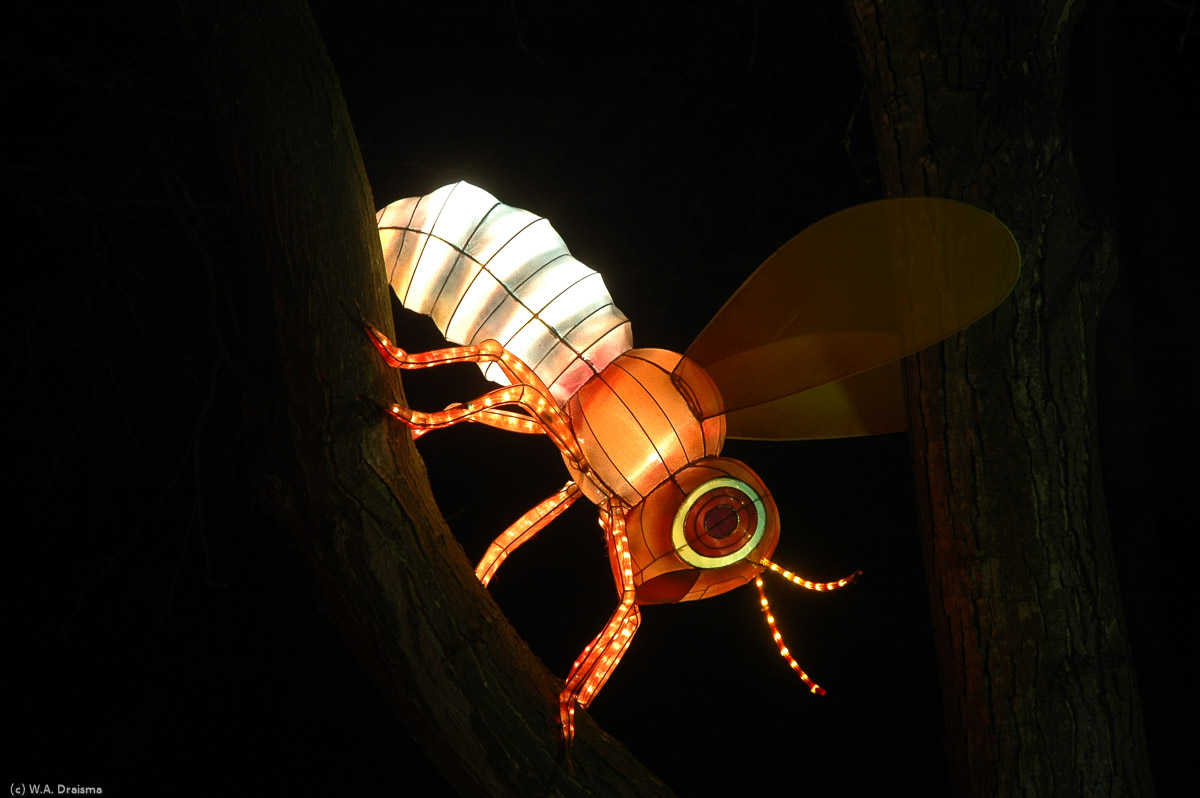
left=377, top=182, right=633, bottom=403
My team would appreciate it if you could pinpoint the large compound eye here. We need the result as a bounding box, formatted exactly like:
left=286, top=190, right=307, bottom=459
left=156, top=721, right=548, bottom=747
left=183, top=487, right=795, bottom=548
left=672, top=476, right=767, bottom=568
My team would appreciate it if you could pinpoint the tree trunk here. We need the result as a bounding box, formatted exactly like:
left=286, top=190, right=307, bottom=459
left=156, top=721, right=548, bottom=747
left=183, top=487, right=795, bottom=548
left=178, top=2, right=671, bottom=794
left=844, top=2, right=1154, bottom=795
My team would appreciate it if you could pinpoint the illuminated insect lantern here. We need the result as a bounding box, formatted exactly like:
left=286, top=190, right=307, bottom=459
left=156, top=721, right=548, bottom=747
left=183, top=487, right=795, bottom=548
left=365, top=182, right=1019, bottom=744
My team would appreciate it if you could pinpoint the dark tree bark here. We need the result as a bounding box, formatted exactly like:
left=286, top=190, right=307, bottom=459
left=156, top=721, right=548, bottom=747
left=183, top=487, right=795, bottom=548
left=844, top=1, right=1154, bottom=795
left=179, top=2, right=671, bottom=794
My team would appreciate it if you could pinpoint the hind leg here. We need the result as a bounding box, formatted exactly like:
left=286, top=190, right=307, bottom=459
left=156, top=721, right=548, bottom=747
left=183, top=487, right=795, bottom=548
left=364, top=322, right=584, bottom=468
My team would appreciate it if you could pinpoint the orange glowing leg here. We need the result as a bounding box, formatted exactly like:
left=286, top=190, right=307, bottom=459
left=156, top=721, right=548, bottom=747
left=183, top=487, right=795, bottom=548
left=560, top=605, right=641, bottom=746
left=365, top=322, right=556, bottom=401
left=382, top=384, right=564, bottom=440
left=475, top=482, right=582, bottom=587
left=409, top=405, right=550, bottom=441
left=455, top=407, right=549, bottom=435
left=364, top=322, right=584, bottom=467
left=558, top=501, right=640, bottom=746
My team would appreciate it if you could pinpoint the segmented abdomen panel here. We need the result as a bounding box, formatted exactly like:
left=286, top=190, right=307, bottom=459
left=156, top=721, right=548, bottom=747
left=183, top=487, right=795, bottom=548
left=377, top=182, right=633, bottom=403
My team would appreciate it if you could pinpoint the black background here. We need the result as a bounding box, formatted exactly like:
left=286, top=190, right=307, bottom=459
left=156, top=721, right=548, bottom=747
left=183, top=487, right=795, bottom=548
left=4, top=2, right=1195, bottom=795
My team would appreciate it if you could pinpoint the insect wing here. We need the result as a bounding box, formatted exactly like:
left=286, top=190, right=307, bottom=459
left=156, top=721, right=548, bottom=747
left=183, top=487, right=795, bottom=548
left=378, top=182, right=634, bottom=404
left=683, top=198, right=1019, bottom=440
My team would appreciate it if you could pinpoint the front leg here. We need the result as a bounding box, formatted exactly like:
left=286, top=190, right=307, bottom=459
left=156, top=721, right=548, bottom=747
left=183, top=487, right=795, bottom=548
left=475, top=482, right=582, bottom=587
left=558, top=500, right=641, bottom=747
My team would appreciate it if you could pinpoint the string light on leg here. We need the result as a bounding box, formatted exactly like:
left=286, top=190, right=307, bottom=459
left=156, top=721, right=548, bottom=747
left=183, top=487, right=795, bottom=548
left=476, top=483, right=581, bottom=587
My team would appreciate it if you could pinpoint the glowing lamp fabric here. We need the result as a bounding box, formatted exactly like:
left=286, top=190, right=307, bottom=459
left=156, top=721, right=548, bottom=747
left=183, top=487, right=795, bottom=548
left=377, top=182, right=633, bottom=404
left=564, top=349, right=725, bottom=507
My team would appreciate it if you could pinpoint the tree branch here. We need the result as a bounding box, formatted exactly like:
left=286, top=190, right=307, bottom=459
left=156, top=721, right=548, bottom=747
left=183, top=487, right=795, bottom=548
left=844, top=1, right=1153, bottom=794
left=178, top=2, right=672, bottom=794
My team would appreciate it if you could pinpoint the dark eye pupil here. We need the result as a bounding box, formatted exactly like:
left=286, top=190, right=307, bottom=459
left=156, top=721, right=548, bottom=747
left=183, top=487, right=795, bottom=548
left=703, top=504, right=739, bottom=539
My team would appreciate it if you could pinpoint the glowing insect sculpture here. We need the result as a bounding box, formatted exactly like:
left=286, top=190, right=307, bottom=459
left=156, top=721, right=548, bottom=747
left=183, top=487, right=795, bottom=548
left=365, top=182, right=1019, bottom=745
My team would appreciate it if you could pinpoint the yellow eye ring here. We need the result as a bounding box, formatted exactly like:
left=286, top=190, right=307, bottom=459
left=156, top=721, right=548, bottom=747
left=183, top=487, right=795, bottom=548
left=671, top=477, right=766, bottom=568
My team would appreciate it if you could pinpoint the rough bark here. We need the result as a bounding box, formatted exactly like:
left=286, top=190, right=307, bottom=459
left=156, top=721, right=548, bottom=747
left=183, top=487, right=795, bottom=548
left=178, top=2, right=671, bottom=794
left=844, top=1, right=1154, bottom=795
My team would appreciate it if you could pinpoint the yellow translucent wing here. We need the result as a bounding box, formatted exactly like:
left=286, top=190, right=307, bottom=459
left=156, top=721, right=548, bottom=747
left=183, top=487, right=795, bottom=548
left=683, top=198, right=1020, bottom=440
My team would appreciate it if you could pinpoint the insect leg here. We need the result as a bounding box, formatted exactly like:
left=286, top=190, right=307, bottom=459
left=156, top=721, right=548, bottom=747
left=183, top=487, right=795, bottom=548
left=475, top=482, right=581, bottom=587
left=450, top=407, right=548, bottom=436
left=398, top=408, right=551, bottom=442
left=365, top=322, right=552, bottom=395
left=381, top=382, right=579, bottom=459
left=364, top=323, right=584, bottom=467
left=407, top=406, right=550, bottom=441
left=558, top=500, right=640, bottom=746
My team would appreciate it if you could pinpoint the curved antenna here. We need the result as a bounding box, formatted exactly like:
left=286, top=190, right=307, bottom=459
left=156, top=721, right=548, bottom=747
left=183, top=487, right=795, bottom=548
left=756, top=576, right=825, bottom=695
left=760, top=557, right=862, bottom=591
left=683, top=198, right=1020, bottom=439
left=755, top=560, right=861, bottom=695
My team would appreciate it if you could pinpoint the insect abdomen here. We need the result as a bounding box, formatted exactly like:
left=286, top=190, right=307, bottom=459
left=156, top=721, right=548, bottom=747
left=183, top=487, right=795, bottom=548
left=377, top=182, right=633, bottom=403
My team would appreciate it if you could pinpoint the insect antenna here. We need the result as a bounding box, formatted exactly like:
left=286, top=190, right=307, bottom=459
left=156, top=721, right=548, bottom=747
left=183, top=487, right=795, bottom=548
left=755, top=559, right=863, bottom=695
left=759, top=558, right=862, bottom=592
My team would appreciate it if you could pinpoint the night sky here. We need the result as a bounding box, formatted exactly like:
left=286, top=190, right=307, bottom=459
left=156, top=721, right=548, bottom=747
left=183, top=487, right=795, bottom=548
left=5, top=2, right=1195, bottom=795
